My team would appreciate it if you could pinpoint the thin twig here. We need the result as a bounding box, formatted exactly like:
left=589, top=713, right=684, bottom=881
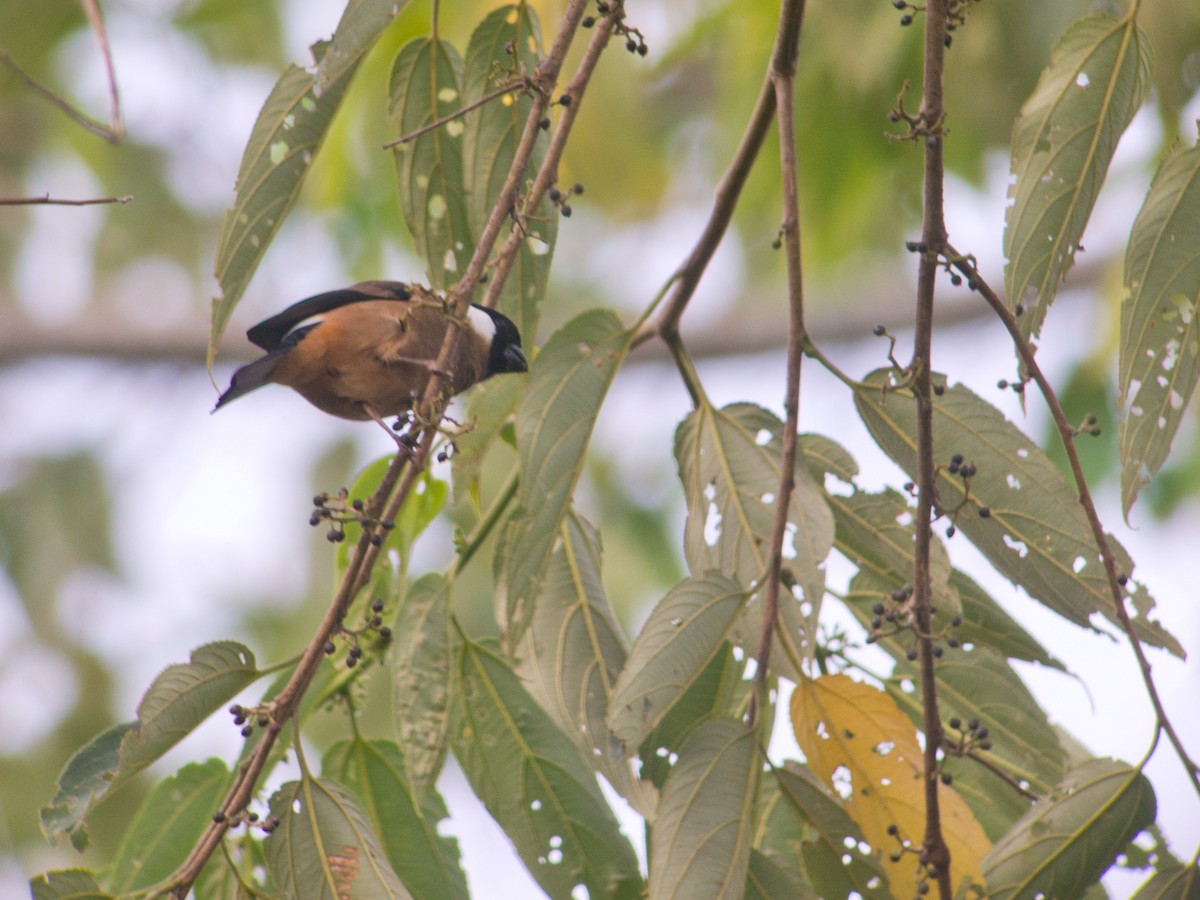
left=79, top=0, right=125, bottom=141
left=960, top=749, right=1040, bottom=802
left=948, top=247, right=1200, bottom=798
left=162, top=3, right=593, bottom=895
left=0, top=47, right=122, bottom=144
left=750, top=0, right=807, bottom=728
left=910, top=1, right=953, bottom=895
left=383, top=79, right=525, bottom=148
left=0, top=194, right=131, bottom=206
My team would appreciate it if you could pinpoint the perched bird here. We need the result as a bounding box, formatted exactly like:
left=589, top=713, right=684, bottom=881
left=214, top=281, right=527, bottom=424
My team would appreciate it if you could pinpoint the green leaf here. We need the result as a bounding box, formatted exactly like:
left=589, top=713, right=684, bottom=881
left=450, top=639, right=643, bottom=898
left=500, top=309, right=631, bottom=643
left=1004, top=14, right=1151, bottom=349
left=392, top=573, right=455, bottom=797
left=41, top=642, right=258, bottom=849
left=853, top=370, right=1182, bottom=656
left=323, top=739, right=468, bottom=900
left=745, top=848, right=811, bottom=899
left=210, top=0, right=405, bottom=371
left=29, top=869, right=111, bottom=900
left=338, top=461, right=447, bottom=578
left=608, top=572, right=745, bottom=749
left=983, top=758, right=1157, bottom=899
left=389, top=36, right=473, bottom=290
left=516, top=512, right=655, bottom=817
left=648, top=717, right=759, bottom=900
left=1132, top=864, right=1200, bottom=899
left=772, top=763, right=890, bottom=899
left=109, top=759, right=231, bottom=892
left=462, top=4, right=555, bottom=341
left=265, top=777, right=409, bottom=900
left=194, top=838, right=270, bottom=899
left=951, top=568, right=1067, bottom=671
left=1119, top=140, right=1200, bottom=517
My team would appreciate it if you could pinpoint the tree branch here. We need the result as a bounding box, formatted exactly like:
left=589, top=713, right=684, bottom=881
left=0, top=194, right=131, bottom=206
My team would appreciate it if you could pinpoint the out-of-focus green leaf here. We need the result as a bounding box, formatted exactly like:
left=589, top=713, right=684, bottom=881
left=450, top=639, right=643, bottom=898
left=1119, top=141, right=1200, bottom=518
left=392, top=573, right=455, bottom=797
left=517, top=512, right=655, bottom=817
left=210, top=0, right=406, bottom=371
left=648, top=717, right=759, bottom=900
left=462, top=3, right=555, bottom=340
left=337, top=460, right=446, bottom=580
left=29, top=869, right=111, bottom=900
left=773, top=763, right=890, bottom=899
left=1132, top=864, right=1200, bottom=899
left=323, top=739, right=468, bottom=900
left=1004, top=14, right=1150, bottom=350
left=983, top=759, right=1156, bottom=899
left=744, top=847, right=810, bottom=899
left=854, top=369, right=1182, bottom=656
left=265, top=776, right=409, bottom=899
left=108, top=759, right=231, bottom=892
left=608, top=572, right=745, bottom=750
left=500, top=309, right=630, bottom=644
left=389, top=36, right=473, bottom=290
left=41, top=643, right=258, bottom=850
left=194, top=837, right=270, bottom=899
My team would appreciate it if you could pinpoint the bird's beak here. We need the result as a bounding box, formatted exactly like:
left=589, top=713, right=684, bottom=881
left=504, top=345, right=528, bottom=373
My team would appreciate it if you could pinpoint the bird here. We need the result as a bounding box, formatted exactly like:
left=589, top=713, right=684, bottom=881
left=213, top=281, right=527, bottom=427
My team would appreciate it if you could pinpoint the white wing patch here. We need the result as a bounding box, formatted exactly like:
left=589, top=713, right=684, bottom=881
left=284, top=314, right=326, bottom=338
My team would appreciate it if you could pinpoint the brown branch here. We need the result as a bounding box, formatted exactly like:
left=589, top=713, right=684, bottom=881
left=631, top=59, right=779, bottom=348
left=910, top=1, right=953, bottom=896
left=0, top=45, right=122, bottom=144
left=750, top=0, right=807, bottom=727
left=382, top=79, right=525, bottom=148
left=162, top=3, right=593, bottom=894
left=0, top=194, right=131, bottom=206
left=79, top=0, right=125, bottom=142
left=948, top=247, right=1200, bottom=800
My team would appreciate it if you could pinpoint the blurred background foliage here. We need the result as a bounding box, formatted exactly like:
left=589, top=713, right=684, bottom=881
left=3, top=0, right=1200, bottom=891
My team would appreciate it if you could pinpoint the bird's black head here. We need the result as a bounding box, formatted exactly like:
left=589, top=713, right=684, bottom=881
left=473, top=305, right=528, bottom=377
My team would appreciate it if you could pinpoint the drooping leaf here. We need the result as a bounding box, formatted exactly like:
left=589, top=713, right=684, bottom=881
left=608, top=572, right=745, bottom=750
left=41, top=643, right=258, bottom=849
left=500, top=309, right=631, bottom=644
left=462, top=3, right=555, bottom=340
left=950, top=568, right=1067, bottom=671
left=648, top=718, right=760, bottom=900
left=854, top=369, right=1182, bottom=656
left=744, top=848, right=810, bottom=899
left=210, top=0, right=406, bottom=370
left=1003, top=14, right=1151, bottom=349
left=1119, top=141, right=1200, bottom=517
left=1132, top=864, right=1200, bottom=899
left=323, top=739, right=468, bottom=900
left=29, top=869, right=111, bottom=900
left=389, top=35, right=473, bottom=290
left=450, top=639, right=643, bottom=898
left=791, top=673, right=990, bottom=899
left=265, top=776, right=410, bottom=900
left=772, top=763, right=890, bottom=899
left=517, top=512, right=655, bottom=817
left=109, top=759, right=231, bottom=893
left=983, top=759, right=1157, bottom=899
left=392, top=573, right=455, bottom=797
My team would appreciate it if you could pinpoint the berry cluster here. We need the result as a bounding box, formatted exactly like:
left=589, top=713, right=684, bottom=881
left=548, top=182, right=584, bottom=218
left=310, top=489, right=395, bottom=546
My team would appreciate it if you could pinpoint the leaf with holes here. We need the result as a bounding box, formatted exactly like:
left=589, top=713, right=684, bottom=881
left=983, top=759, right=1156, bottom=899
left=791, top=673, right=990, bottom=899
left=500, top=309, right=631, bottom=644
left=450, top=639, right=643, bottom=898
left=462, top=4, right=555, bottom=340
left=209, top=0, right=405, bottom=371
left=608, top=572, right=745, bottom=751
left=323, top=739, right=468, bottom=900
left=772, top=763, right=890, bottom=898
left=389, top=36, right=474, bottom=290
left=1004, top=14, right=1150, bottom=350
left=265, top=777, right=409, bottom=899
left=854, top=369, right=1182, bottom=656
left=517, top=512, right=655, bottom=817
left=649, top=718, right=759, bottom=900
left=1119, top=141, right=1200, bottom=518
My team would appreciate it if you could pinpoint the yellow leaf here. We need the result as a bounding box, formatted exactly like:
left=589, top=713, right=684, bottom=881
left=790, top=673, right=990, bottom=896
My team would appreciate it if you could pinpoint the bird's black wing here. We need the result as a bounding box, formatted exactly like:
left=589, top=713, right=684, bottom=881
left=245, top=281, right=413, bottom=350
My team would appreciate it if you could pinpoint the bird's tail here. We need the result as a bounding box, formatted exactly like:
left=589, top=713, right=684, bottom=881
left=212, top=353, right=283, bottom=412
